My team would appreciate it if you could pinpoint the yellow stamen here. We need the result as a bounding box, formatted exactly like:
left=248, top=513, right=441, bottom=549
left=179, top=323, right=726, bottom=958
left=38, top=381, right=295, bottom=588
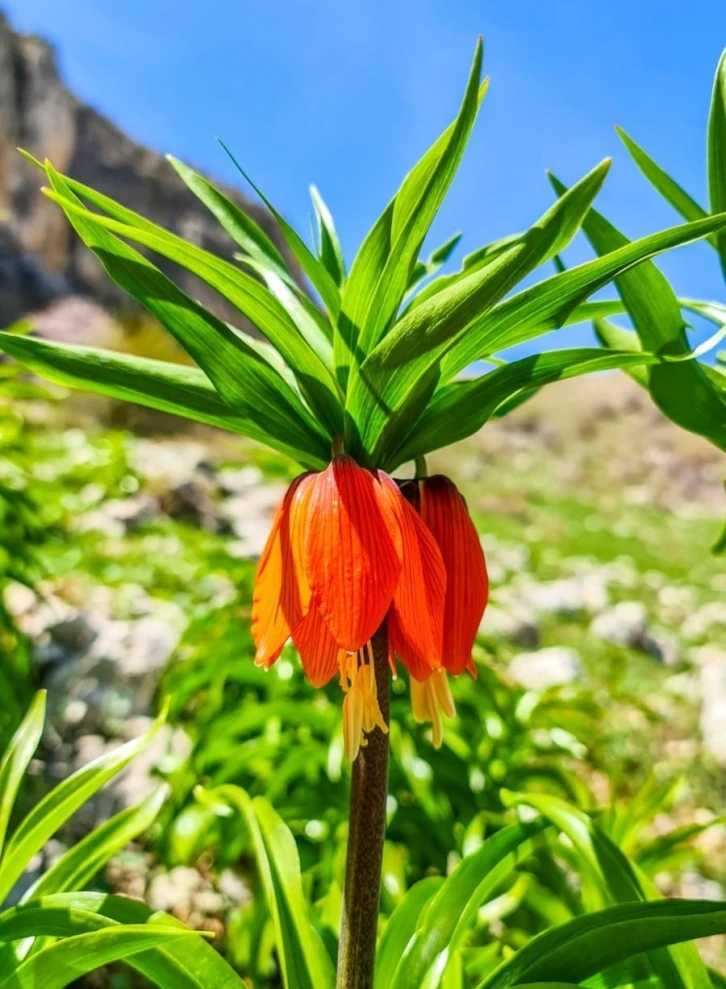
left=340, top=644, right=389, bottom=760
left=342, top=682, right=363, bottom=761
left=410, top=670, right=456, bottom=749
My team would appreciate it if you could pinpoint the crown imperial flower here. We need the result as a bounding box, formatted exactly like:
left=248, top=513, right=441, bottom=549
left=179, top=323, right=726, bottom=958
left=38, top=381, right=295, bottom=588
left=252, top=457, right=489, bottom=758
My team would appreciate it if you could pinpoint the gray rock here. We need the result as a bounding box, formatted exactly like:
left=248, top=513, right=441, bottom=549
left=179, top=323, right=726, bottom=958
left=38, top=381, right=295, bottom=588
left=681, top=602, right=726, bottom=642
left=159, top=478, right=226, bottom=533
left=696, top=647, right=726, bottom=766
left=132, top=440, right=212, bottom=489
left=147, top=867, right=203, bottom=913
left=0, top=12, right=303, bottom=329
left=519, top=574, right=609, bottom=618
left=44, top=613, right=183, bottom=735
left=74, top=493, right=159, bottom=537
left=508, top=646, right=582, bottom=691
left=647, top=628, right=682, bottom=667
left=46, top=612, right=97, bottom=653
left=589, top=601, right=649, bottom=649
left=217, top=465, right=264, bottom=495
left=481, top=604, right=540, bottom=649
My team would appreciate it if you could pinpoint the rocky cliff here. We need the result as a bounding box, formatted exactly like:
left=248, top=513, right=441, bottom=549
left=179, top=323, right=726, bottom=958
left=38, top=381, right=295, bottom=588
left=0, top=12, right=300, bottom=331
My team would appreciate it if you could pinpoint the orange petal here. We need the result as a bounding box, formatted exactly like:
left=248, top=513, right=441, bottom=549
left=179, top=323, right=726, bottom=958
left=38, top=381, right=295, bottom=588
left=251, top=474, right=313, bottom=669
left=291, top=602, right=347, bottom=687
left=303, top=456, right=402, bottom=652
left=378, top=473, right=445, bottom=675
left=420, top=475, right=489, bottom=675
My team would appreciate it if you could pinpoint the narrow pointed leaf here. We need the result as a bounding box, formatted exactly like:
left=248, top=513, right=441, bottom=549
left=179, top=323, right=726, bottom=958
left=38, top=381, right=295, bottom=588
left=0, top=926, right=198, bottom=989
left=357, top=43, right=485, bottom=355
left=209, top=786, right=335, bottom=989
left=593, top=320, right=649, bottom=387
left=0, top=707, right=166, bottom=904
left=345, top=159, right=613, bottom=462
left=0, top=893, right=244, bottom=988
left=549, top=172, right=726, bottom=452
left=407, top=233, right=463, bottom=292
left=219, top=140, right=341, bottom=319
left=438, top=211, right=726, bottom=381
left=310, top=185, right=346, bottom=285
left=23, top=786, right=169, bottom=902
left=39, top=165, right=329, bottom=454
left=389, top=821, right=546, bottom=989
left=0, top=692, right=45, bottom=861
left=708, top=49, right=726, bottom=277
left=375, top=878, right=444, bottom=989
left=166, top=153, right=297, bottom=285
left=478, top=900, right=726, bottom=989
left=389, top=349, right=656, bottom=468
left=42, top=183, right=343, bottom=437
left=0, top=332, right=327, bottom=469
left=336, top=44, right=486, bottom=383
left=504, top=791, right=712, bottom=989
left=616, top=128, right=711, bottom=232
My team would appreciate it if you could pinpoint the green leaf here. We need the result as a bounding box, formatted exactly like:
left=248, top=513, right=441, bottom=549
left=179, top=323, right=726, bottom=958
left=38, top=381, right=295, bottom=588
left=436, top=211, right=726, bottom=382
left=477, top=900, right=726, bottom=989
left=239, top=258, right=335, bottom=365
left=166, top=154, right=297, bottom=286
left=405, top=233, right=524, bottom=314
left=0, top=893, right=244, bottom=988
left=357, top=44, right=484, bottom=352
left=41, top=181, right=343, bottom=438
left=680, top=298, right=726, bottom=326
left=218, top=140, right=342, bottom=319
left=41, top=165, right=335, bottom=368
left=0, top=693, right=44, bottom=863
left=389, top=821, right=546, bottom=989
left=0, top=333, right=327, bottom=470
left=0, top=924, right=198, bottom=989
left=713, top=482, right=726, bottom=555
left=336, top=42, right=486, bottom=385
left=388, top=349, right=657, bottom=468
left=40, top=163, right=329, bottom=454
left=407, top=233, right=463, bottom=292
left=344, top=158, right=612, bottom=462
left=310, top=186, right=346, bottom=286
left=375, top=877, right=444, bottom=989
left=593, top=320, right=649, bottom=387
left=24, top=786, right=168, bottom=902
left=549, top=171, right=726, bottom=452
left=503, top=791, right=712, bottom=989
left=207, top=786, right=335, bottom=989
left=616, top=128, right=710, bottom=230
left=708, top=49, right=726, bottom=278
left=0, top=706, right=167, bottom=905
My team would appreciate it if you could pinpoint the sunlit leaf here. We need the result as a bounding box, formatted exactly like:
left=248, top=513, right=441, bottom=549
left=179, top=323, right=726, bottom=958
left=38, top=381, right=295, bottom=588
left=708, top=49, right=726, bottom=278
left=0, top=332, right=328, bottom=470
left=549, top=172, right=726, bottom=452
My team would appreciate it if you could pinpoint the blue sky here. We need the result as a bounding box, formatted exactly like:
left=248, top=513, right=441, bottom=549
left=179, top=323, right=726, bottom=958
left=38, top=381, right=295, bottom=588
left=6, top=0, right=726, bottom=353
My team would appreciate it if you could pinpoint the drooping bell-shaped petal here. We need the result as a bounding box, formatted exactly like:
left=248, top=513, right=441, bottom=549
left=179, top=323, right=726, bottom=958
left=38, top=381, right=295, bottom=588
left=304, top=456, right=402, bottom=652
left=377, top=473, right=446, bottom=676
left=420, top=475, right=488, bottom=675
left=291, top=601, right=345, bottom=687
left=252, top=473, right=313, bottom=668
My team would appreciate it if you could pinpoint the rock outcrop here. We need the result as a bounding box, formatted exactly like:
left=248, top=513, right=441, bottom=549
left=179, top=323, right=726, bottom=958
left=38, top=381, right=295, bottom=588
left=0, top=12, right=300, bottom=329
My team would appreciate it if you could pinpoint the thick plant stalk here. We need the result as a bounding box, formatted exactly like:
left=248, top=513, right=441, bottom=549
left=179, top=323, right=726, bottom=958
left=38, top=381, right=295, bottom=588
left=336, top=622, right=390, bottom=989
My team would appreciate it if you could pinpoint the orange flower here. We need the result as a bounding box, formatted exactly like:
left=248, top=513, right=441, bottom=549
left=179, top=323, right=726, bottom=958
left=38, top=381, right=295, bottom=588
left=252, top=456, right=447, bottom=758
left=396, top=474, right=489, bottom=746
left=252, top=458, right=488, bottom=757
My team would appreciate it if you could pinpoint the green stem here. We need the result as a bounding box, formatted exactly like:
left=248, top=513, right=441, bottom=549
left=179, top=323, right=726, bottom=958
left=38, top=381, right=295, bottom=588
left=336, top=622, right=390, bottom=989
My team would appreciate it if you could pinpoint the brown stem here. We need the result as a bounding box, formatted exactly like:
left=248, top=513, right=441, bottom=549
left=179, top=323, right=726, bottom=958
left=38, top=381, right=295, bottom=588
left=336, top=622, right=390, bottom=989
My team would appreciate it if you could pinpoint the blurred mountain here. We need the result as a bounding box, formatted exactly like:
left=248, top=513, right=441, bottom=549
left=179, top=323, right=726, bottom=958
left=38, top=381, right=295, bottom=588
left=0, top=12, right=301, bottom=336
